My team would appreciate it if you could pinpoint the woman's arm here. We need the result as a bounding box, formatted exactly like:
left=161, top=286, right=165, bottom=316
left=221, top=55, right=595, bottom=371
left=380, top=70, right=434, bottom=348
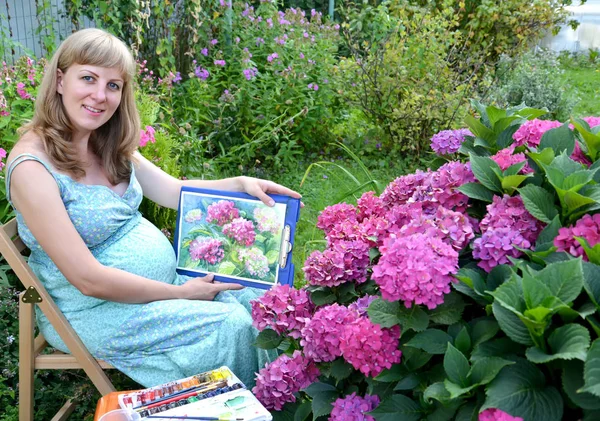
left=133, top=152, right=301, bottom=210
left=9, top=160, right=240, bottom=303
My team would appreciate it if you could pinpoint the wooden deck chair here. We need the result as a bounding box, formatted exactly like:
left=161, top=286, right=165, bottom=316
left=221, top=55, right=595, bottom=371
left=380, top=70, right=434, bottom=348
left=0, top=218, right=116, bottom=421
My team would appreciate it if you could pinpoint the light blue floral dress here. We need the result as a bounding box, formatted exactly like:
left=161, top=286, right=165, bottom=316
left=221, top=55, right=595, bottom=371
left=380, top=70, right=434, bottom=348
left=6, top=153, right=275, bottom=388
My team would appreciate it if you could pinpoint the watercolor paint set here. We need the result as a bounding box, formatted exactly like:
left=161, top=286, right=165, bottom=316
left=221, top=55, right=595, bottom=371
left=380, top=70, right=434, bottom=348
left=117, top=366, right=272, bottom=421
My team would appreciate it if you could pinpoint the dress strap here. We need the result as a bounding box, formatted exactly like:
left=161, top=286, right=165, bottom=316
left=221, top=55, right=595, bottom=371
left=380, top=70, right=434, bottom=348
left=5, top=153, right=55, bottom=204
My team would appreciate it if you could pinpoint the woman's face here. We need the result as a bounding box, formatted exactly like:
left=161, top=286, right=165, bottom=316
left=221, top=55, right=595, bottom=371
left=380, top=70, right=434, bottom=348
left=56, top=64, right=124, bottom=138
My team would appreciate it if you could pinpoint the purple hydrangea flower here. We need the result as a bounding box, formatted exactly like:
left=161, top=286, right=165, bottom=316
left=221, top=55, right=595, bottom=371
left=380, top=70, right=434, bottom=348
left=430, top=128, right=473, bottom=155
left=330, top=393, right=380, bottom=421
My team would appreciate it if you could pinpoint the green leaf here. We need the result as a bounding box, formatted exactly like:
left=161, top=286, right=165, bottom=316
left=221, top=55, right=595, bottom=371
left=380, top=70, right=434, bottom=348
left=405, top=329, right=453, bottom=355
left=539, top=123, right=575, bottom=156
left=536, top=216, right=562, bottom=249
left=465, top=114, right=496, bottom=143
left=294, top=401, right=313, bottom=421
left=482, top=359, right=563, bottom=421
left=396, top=304, right=430, bottom=332
left=563, top=169, right=598, bottom=191
left=394, top=373, right=421, bottom=391
left=457, top=182, right=495, bottom=203
left=217, top=261, right=237, bottom=275
left=423, top=382, right=452, bottom=405
left=526, top=324, right=591, bottom=363
left=576, top=236, right=600, bottom=265
left=402, top=347, right=433, bottom=371
left=374, top=364, right=406, bottom=383
left=428, top=292, right=465, bottom=325
left=564, top=190, right=597, bottom=214
left=537, top=259, right=584, bottom=304
left=502, top=174, right=530, bottom=194
left=454, top=326, right=471, bottom=355
left=583, top=262, right=600, bottom=308
left=528, top=148, right=555, bottom=169
left=553, top=152, right=585, bottom=176
left=518, top=184, right=558, bottom=224
left=572, top=117, right=600, bottom=160
left=581, top=339, right=600, bottom=397
left=486, top=105, right=507, bottom=126
left=454, top=402, right=480, bottom=421
left=368, top=298, right=400, bottom=328
left=368, top=394, right=422, bottom=421
left=522, top=273, right=554, bottom=310
left=503, top=161, right=527, bottom=177
left=310, top=289, right=337, bottom=306
left=497, top=124, right=521, bottom=149
left=443, top=380, right=476, bottom=399
left=492, top=301, right=534, bottom=346
left=303, top=382, right=338, bottom=419
left=254, top=329, right=283, bottom=349
left=444, top=343, right=470, bottom=387
left=469, top=154, right=503, bottom=192
left=469, top=357, right=514, bottom=386
left=471, top=319, right=500, bottom=347
left=330, top=358, right=354, bottom=381
left=426, top=401, right=461, bottom=421
left=273, top=401, right=299, bottom=421
left=562, top=361, right=600, bottom=410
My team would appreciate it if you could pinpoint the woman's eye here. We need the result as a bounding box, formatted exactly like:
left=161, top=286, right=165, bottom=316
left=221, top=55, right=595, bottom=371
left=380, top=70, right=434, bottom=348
left=108, top=82, right=121, bottom=90
left=82, top=75, right=94, bottom=82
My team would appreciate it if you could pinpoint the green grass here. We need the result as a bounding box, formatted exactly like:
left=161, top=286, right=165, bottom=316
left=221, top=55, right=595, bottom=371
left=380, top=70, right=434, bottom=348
left=560, top=65, right=600, bottom=117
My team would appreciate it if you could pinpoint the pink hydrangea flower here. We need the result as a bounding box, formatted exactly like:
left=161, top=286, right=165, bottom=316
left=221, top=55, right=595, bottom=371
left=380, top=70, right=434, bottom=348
left=348, top=295, right=378, bottom=317
left=512, top=119, right=562, bottom=148
left=554, top=213, right=600, bottom=260
left=206, top=200, right=240, bottom=226
left=372, top=233, right=459, bottom=309
left=472, top=228, right=531, bottom=272
left=184, top=209, right=203, bottom=223
left=430, top=128, right=473, bottom=155
left=583, top=116, right=600, bottom=128
left=380, top=170, right=430, bottom=209
left=252, top=351, right=320, bottom=411
left=490, top=148, right=533, bottom=173
left=223, top=217, right=256, bottom=246
left=303, top=240, right=370, bottom=287
left=317, top=203, right=358, bottom=234
left=358, top=215, right=391, bottom=247
left=251, top=285, right=314, bottom=338
left=479, top=408, right=523, bottom=421
left=340, top=319, right=401, bottom=377
left=330, top=393, right=380, bottom=421
left=429, top=161, right=476, bottom=212
left=356, top=191, right=386, bottom=222
left=139, top=125, right=156, bottom=147
left=188, top=237, right=224, bottom=265
left=253, top=206, right=281, bottom=234
left=571, top=141, right=592, bottom=166
left=300, top=304, right=358, bottom=362
left=238, top=247, right=269, bottom=277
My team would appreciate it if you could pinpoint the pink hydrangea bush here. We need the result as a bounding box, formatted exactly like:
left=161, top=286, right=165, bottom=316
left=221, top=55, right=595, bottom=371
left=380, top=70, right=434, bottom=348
left=512, top=118, right=562, bottom=147
left=206, top=200, right=240, bottom=225
left=554, top=213, right=600, bottom=260
left=490, top=148, right=533, bottom=173
left=479, top=408, right=523, bottom=421
left=329, top=393, right=380, bottom=421
left=303, top=240, right=370, bottom=287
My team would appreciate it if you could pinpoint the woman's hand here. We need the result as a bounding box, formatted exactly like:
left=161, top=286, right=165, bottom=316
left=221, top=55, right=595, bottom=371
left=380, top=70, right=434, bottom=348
left=179, top=274, right=244, bottom=301
left=238, top=176, right=302, bottom=207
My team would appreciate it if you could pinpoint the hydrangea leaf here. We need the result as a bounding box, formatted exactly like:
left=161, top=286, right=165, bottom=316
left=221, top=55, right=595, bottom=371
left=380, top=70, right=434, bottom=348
left=217, top=261, right=236, bottom=275
left=536, top=259, right=584, bottom=304
left=444, top=380, right=476, bottom=399
left=501, top=174, right=531, bottom=194
left=485, top=105, right=507, bottom=127
left=516, top=107, right=548, bottom=120
left=454, top=326, right=471, bottom=355
left=539, top=123, right=575, bottom=156
left=465, top=115, right=496, bottom=143
left=503, top=160, right=526, bottom=176
left=444, top=343, right=470, bottom=387
left=522, top=272, right=555, bottom=311
left=427, top=292, right=465, bottom=325
left=486, top=265, right=514, bottom=292
left=468, top=357, right=514, bottom=386
left=525, top=324, right=591, bottom=363
left=576, top=237, right=600, bottom=266
left=367, top=394, right=423, bottom=421
left=580, top=339, right=600, bottom=398
left=293, top=400, right=312, bottom=421
left=492, top=301, right=534, bottom=346
left=518, top=184, right=558, bottom=224
left=272, top=400, right=299, bottom=421
left=396, top=304, right=430, bottom=332
left=563, top=169, right=598, bottom=192
left=374, top=363, right=406, bottom=383
left=425, top=400, right=461, bottom=421
left=309, top=289, right=336, bottom=306
left=552, top=152, right=586, bottom=177
left=366, top=378, right=396, bottom=401
left=571, top=117, right=600, bottom=161
left=393, top=373, right=421, bottom=391
left=564, top=190, right=597, bottom=215
left=405, top=329, right=453, bottom=355
left=329, top=358, right=355, bottom=382
left=457, top=182, right=495, bottom=203
left=471, top=318, right=500, bottom=347
left=454, top=402, right=480, bottom=421
left=472, top=338, right=522, bottom=361
left=527, top=148, right=555, bottom=169
left=490, top=278, right=526, bottom=315
left=481, top=358, right=563, bottom=421
left=562, top=361, right=600, bottom=410
left=535, top=215, right=561, bottom=249
left=367, top=297, right=400, bottom=328
left=402, top=347, right=434, bottom=371
left=469, top=154, right=503, bottom=193
left=310, top=390, right=338, bottom=419
left=423, top=382, right=452, bottom=404
left=254, top=328, right=283, bottom=349
left=496, top=124, right=520, bottom=149
left=582, top=261, right=600, bottom=308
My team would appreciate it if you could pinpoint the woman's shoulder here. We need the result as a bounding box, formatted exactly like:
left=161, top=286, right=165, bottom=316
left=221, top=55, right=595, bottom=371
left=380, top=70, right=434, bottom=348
left=7, top=131, right=50, bottom=166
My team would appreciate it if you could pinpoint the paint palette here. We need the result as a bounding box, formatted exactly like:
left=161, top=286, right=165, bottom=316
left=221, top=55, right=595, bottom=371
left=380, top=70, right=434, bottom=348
left=117, top=366, right=272, bottom=421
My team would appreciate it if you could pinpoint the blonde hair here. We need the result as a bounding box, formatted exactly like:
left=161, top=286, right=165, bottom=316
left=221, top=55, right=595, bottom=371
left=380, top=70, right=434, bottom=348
left=22, top=28, right=139, bottom=184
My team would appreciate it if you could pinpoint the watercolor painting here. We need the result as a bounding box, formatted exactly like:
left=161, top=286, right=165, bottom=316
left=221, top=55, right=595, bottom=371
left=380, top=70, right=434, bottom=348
left=176, top=191, right=287, bottom=285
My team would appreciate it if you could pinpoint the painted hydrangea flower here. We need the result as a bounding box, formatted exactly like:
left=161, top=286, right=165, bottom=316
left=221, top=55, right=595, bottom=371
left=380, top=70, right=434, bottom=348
left=188, top=237, right=224, bottom=265
left=206, top=200, right=239, bottom=226
left=252, top=351, right=320, bottom=411
left=300, top=304, right=358, bottom=362
left=317, top=203, right=358, bottom=234
left=491, top=148, right=532, bottom=173
left=254, top=206, right=281, bottom=234
left=512, top=119, right=562, bottom=148
left=251, top=284, right=314, bottom=338
left=479, top=408, right=523, bottom=421
left=303, top=240, right=370, bottom=287
left=238, top=247, right=269, bottom=278
left=329, top=393, right=380, bottom=421
left=554, top=213, right=600, bottom=260
left=340, top=319, right=401, bottom=377
left=184, top=209, right=203, bottom=223
left=430, top=128, right=473, bottom=155
left=223, top=217, right=256, bottom=246
left=372, top=233, right=459, bottom=309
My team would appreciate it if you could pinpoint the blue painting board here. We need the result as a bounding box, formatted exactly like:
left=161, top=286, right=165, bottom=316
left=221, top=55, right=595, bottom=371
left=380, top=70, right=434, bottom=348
left=173, top=186, right=300, bottom=289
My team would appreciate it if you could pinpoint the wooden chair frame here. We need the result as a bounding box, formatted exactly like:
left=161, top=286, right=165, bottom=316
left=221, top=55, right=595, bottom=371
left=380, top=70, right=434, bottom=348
left=0, top=218, right=116, bottom=421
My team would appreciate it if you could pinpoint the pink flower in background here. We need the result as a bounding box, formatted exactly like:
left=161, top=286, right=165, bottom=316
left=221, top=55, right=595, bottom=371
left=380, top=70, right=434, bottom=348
left=303, top=240, right=370, bottom=287
left=372, top=233, right=459, bottom=309
left=340, top=319, right=401, bottom=377
left=583, top=116, right=600, bottom=128
left=300, top=304, right=358, bottom=362
left=238, top=247, right=270, bottom=278
left=222, top=217, right=256, bottom=246
left=554, top=213, right=600, bottom=260
left=188, top=237, right=224, bottom=265
left=254, top=206, right=281, bottom=234
left=491, top=148, right=532, bottom=173
left=206, top=200, right=239, bottom=226
left=430, top=128, right=473, bottom=155
left=214, top=59, right=226, bottom=67
left=251, top=284, right=314, bottom=338
left=16, top=82, right=31, bottom=100
left=479, top=408, right=523, bottom=421
left=139, top=126, right=156, bottom=147
left=317, top=203, right=357, bottom=234
left=330, top=393, right=380, bottom=421
left=267, top=53, right=279, bottom=63
left=184, top=209, right=203, bottom=223
left=0, top=147, right=6, bottom=171
left=252, top=351, right=320, bottom=411
left=512, top=119, right=562, bottom=148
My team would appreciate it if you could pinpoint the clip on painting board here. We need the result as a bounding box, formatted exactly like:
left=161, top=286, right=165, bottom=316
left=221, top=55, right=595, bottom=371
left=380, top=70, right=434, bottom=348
left=173, top=186, right=300, bottom=289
